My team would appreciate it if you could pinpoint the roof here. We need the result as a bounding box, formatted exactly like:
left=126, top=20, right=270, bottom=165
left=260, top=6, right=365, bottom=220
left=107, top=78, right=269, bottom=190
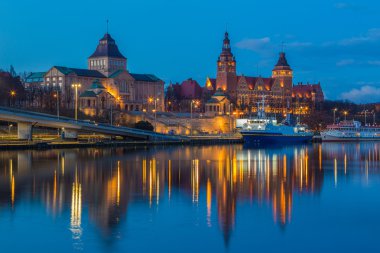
left=207, top=98, right=220, bottom=103
left=79, top=90, right=97, bottom=98
left=206, top=77, right=216, bottom=90
left=292, top=83, right=324, bottom=98
left=238, top=76, right=275, bottom=90
left=273, top=52, right=292, bottom=71
left=89, top=33, right=126, bottom=59
left=54, top=66, right=106, bottom=78
left=25, top=72, right=46, bottom=83
left=109, top=69, right=124, bottom=78
left=130, top=73, right=162, bottom=82
left=89, top=79, right=105, bottom=89
left=214, top=88, right=226, bottom=96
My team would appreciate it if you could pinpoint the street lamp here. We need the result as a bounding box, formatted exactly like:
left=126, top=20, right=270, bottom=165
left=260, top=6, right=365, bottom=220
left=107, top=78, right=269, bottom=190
left=142, top=108, right=146, bottom=121
left=154, top=98, right=159, bottom=132
left=10, top=90, right=16, bottom=107
left=148, top=97, right=153, bottom=114
left=344, top=111, right=348, bottom=121
left=71, top=83, right=81, bottom=121
left=299, top=106, right=303, bottom=124
left=364, top=109, right=368, bottom=125
left=53, top=90, right=60, bottom=119
left=190, top=100, right=199, bottom=135
left=333, top=108, right=338, bottom=124
left=229, top=103, right=233, bottom=133
left=110, top=96, right=121, bottom=126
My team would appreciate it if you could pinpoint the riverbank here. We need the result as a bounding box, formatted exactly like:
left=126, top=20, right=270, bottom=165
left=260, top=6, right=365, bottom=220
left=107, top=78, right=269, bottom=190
left=0, top=135, right=245, bottom=150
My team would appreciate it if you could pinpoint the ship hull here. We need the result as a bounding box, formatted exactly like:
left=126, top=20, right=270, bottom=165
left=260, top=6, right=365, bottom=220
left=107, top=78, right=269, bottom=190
left=241, top=132, right=313, bottom=144
left=321, top=133, right=380, bottom=142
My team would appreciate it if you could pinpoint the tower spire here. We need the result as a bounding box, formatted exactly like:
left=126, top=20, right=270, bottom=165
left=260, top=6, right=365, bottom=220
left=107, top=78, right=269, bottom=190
left=106, top=19, right=109, bottom=34
left=281, top=41, right=285, bottom=53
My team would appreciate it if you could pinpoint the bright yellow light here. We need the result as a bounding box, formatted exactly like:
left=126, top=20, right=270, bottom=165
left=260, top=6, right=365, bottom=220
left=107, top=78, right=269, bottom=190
left=71, top=83, right=81, bottom=88
left=10, top=90, right=16, bottom=96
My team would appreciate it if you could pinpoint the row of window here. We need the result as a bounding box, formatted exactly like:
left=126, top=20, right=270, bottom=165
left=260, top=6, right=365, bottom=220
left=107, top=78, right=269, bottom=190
left=42, top=82, right=62, bottom=87
left=89, top=59, right=125, bottom=68
left=46, top=77, right=63, bottom=81
left=90, top=59, right=106, bottom=67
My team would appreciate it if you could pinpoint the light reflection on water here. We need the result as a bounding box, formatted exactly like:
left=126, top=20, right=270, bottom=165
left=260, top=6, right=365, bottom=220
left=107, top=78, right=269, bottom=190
left=0, top=143, right=379, bottom=252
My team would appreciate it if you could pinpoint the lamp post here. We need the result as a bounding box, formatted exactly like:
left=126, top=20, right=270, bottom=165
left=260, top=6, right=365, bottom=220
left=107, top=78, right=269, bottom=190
left=10, top=90, right=16, bottom=107
left=148, top=97, right=153, bottom=115
left=71, top=83, right=81, bottom=121
left=374, top=113, right=376, bottom=125
left=364, top=109, right=368, bottom=125
left=143, top=108, right=146, bottom=121
left=333, top=108, right=338, bottom=124
left=344, top=111, right=348, bottom=121
left=154, top=98, right=159, bottom=132
left=53, top=90, right=60, bottom=119
left=190, top=100, right=199, bottom=135
left=229, top=103, right=233, bottom=133
left=299, top=106, right=303, bottom=124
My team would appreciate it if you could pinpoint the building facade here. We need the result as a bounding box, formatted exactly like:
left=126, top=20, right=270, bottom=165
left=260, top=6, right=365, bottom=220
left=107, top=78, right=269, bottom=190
left=206, top=32, right=324, bottom=115
left=216, top=32, right=237, bottom=100
left=25, top=32, right=164, bottom=116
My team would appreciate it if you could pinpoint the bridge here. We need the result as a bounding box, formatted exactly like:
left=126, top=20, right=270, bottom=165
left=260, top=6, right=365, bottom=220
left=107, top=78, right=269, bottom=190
left=0, top=107, right=188, bottom=141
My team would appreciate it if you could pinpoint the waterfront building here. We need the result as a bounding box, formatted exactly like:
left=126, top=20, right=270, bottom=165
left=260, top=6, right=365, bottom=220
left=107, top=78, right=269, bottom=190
left=206, top=32, right=325, bottom=115
left=165, top=79, right=203, bottom=112
left=79, top=79, right=116, bottom=117
left=204, top=88, right=231, bottom=117
left=215, top=32, right=237, bottom=100
left=24, top=32, right=164, bottom=115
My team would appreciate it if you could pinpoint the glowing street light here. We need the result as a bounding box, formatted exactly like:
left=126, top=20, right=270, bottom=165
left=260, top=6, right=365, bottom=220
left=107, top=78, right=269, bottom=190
left=53, top=90, right=60, bottom=119
left=9, top=90, right=16, bottom=107
left=190, top=100, right=200, bottom=135
left=344, top=111, right=348, bottom=121
left=71, top=83, right=81, bottom=121
left=333, top=108, right=338, bottom=124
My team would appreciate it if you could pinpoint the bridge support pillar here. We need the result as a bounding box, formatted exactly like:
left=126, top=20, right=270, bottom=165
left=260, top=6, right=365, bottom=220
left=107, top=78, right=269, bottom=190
left=62, top=128, right=78, bottom=140
left=17, top=122, right=33, bottom=140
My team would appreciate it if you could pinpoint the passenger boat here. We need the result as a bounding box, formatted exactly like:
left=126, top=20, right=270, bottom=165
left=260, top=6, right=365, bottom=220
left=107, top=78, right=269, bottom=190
left=321, top=120, right=380, bottom=141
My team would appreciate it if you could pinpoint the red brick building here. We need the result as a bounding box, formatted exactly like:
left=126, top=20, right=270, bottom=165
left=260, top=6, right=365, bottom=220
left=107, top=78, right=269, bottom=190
left=206, top=31, right=325, bottom=115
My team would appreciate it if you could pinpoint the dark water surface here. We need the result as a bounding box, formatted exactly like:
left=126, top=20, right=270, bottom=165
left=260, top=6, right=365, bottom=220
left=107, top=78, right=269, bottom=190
left=0, top=143, right=379, bottom=253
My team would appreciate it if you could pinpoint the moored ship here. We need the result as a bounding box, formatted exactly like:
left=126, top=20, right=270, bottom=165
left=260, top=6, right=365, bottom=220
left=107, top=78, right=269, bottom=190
left=321, top=120, right=380, bottom=141
left=239, top=98, right=313, bottom=144
left=240, top=118, right=313, bottom=144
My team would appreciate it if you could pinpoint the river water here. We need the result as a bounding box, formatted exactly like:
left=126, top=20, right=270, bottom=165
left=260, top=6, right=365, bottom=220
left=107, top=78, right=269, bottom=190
left=0, top=143, right=379, bottom=252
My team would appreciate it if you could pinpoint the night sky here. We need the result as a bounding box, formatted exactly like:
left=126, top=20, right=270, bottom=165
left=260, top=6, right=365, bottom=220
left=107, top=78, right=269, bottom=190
left=1, top=0, right=380, bottom=103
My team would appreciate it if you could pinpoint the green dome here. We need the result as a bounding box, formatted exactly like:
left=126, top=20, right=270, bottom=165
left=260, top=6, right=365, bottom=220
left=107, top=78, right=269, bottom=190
left=213, top=88, right=226, bottom=96
left=90, top=79, right=105, bottom=90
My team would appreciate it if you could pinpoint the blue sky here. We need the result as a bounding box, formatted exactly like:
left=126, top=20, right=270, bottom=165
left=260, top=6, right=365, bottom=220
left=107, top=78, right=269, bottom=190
left=1, top=0, right=380, bottom=103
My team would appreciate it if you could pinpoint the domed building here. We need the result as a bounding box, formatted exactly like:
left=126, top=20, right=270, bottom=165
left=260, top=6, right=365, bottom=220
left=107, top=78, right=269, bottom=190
left=25, top=32, right=165, bottom=115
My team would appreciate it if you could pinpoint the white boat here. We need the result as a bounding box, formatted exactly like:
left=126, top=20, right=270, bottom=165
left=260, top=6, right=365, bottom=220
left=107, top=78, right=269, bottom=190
left=239, top=97, right=313, bottom=144
left=321, top=120, right=380, bottom=141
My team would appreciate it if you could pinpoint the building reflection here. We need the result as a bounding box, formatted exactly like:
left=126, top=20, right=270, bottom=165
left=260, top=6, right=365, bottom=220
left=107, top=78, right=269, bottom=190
left=0, top=143, right=379, bottom=246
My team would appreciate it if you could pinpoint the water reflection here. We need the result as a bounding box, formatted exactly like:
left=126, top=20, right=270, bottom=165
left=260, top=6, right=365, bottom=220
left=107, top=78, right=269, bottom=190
left=0, top=142, right=379, bottom=249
